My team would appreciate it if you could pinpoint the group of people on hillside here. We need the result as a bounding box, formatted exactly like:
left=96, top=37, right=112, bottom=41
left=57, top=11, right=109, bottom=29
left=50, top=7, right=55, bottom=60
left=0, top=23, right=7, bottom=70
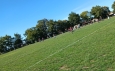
left=68, top=24, right=80, bottom=33
left=69, top=16, right=111, bottom=33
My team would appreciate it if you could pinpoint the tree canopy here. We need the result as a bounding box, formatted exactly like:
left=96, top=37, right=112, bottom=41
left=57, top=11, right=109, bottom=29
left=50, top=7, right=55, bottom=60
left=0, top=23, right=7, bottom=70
left=91, top=6, right=103, bottom=18
left=80, top=11, right=89, bottom=20
left=112, top=1, right=115, bottom=13
left=91, top=5, right=110, bottom=19
left=68, top=12, right=80, bottom=26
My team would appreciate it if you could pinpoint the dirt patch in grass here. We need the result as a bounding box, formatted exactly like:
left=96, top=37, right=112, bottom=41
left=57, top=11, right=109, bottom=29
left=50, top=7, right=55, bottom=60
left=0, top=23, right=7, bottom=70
left=108, top=68, right=113, bottom=71
left=60, top=65, right=70, bottom=70
left=82, top=66, right=89, bottom=69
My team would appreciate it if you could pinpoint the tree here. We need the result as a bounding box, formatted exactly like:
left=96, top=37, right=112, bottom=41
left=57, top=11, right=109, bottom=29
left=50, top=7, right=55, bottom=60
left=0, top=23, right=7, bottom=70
left=0, top=35, right=12, bottom=52
left=14, top=33, right=22, bottom=39
left=91, top=5, right=103, bottom=18
left=14, top=33, right=22, bottom=48
left=24, top=19, right=48, bottom=43
left=4, top=35, right=12, bottom=50
left=46, top=20, right=56, bottom=36
left=80, top=11, right=89, bottom=20
left=112, top=1, right=115, bottom=13
left=57, top=20, right=66, bottom=33
left=0, top=37, right=4, bottom=53
left=24, top=27, right=38, bottom=43
left=62, top=20, right=70, bottom=31
left=36, top=19, right=48, bottom=39
left=102, top=6, right=110, bottom=18
left=68, top=12, right=80, bottom=26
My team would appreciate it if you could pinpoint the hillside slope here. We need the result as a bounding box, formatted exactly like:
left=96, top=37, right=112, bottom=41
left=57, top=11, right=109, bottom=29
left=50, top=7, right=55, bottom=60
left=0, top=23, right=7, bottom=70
left=0, top=17, right=115, bottom=71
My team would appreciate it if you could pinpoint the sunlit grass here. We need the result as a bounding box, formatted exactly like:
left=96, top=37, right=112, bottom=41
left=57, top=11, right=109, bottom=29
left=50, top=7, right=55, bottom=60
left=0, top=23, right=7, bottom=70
left=0, top=17, right=115, bottom=71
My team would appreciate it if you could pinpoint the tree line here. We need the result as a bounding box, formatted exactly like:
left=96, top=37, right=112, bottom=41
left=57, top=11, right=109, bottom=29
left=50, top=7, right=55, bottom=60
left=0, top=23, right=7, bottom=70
left=0, top=2, right=115, bottom=54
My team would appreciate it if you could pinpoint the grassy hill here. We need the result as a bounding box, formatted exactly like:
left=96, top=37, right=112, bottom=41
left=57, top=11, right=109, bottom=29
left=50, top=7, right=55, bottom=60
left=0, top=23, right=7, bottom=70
left=0, top=17, right=115, bottom=71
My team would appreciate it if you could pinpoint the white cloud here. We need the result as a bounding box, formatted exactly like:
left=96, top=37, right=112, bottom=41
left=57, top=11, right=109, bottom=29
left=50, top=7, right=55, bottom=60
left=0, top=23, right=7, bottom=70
left=72, top=0, right=95, bottom=12
left=63, top=0, right=95, bottom=20
left=76, top=6, right=92, bottom=14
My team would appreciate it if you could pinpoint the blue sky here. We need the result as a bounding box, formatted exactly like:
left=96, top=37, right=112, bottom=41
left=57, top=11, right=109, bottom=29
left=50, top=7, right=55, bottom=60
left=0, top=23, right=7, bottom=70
left=0, top=0, right=114, bottom=38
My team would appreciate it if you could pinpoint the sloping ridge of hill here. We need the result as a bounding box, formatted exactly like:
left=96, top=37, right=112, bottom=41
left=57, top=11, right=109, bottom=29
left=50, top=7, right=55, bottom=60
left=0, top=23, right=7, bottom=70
left=0, top=17, right=115, bottom=71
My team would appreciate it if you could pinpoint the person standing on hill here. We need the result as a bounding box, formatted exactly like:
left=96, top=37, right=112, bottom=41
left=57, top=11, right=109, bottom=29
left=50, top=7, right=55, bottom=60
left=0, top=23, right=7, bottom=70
left=108, top=16, right=110, bottom=19
left=71, top=27, right=74, bottom=34
left=77, top=24, right=80, bottom=28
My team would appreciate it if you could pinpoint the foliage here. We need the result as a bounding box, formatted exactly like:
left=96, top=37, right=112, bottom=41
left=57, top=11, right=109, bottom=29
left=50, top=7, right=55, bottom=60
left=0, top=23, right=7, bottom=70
left=91, top=5, right=110, bottom=19
left=68, top=12, right=80, bottom=26
left=36, top=19, right=48, bottom=39
left=112, top=1, right=115, bottom=13
left=24, top=27, right=38, bottom=43
left=14, top=33, right=22, bottom=48
left=80, top=11, right=89, bottom=20
left=91, top=5, right=103, bottom=18
left=102, top=6, right=110, bottom=18
left=46, top=20, right=55, bottom=35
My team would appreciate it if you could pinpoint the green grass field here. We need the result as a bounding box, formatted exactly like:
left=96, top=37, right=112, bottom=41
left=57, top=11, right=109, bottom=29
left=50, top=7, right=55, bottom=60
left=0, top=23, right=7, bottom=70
left=0, top=17, right=115, bottom=71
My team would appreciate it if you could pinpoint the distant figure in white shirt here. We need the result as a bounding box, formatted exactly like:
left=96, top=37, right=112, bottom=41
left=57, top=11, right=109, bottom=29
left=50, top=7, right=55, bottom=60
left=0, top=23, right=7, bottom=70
left=77, top=24, right=80, bottom=28
left=108, top=16, right=109, bottom=19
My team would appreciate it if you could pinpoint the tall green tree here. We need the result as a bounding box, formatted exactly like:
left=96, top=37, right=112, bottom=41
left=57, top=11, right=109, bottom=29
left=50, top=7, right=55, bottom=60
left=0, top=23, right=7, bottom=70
left=68, top=12, right=80, bottom=26
left=62, top=20, right=70, bottom=31
left=112, top=1, right=115, bottom=13
left=14, top=33, right=22, bottom=48
left=0, top=37, right=5, bottom=52
left=24, top=27, right=38, bottom=43
left=3, top=35, right=12, bottom=48
left=14, top=33, right=21, bottom=39
left=0, top=35, right=12, bottom=52
left=80, top=11, right=89, bottom=20
left=57, top=20, right=66, bottom=33
left=36, top=19, right=48, bottom=39
left=91, top=5, right=103, bottom=18
left=102, top=6, right=110, bottom=18
left=46, top=20, right=56, bottom=36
